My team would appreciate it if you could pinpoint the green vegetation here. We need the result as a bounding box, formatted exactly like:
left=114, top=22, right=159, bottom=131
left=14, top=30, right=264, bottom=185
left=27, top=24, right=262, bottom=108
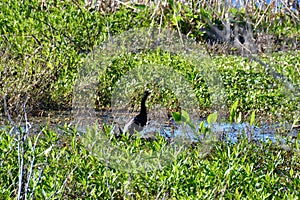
left=0, top=126, right=299, bottom=199
left=1, top=0, right=299, bottom=116
left=1, top=0, right=300, bottom=199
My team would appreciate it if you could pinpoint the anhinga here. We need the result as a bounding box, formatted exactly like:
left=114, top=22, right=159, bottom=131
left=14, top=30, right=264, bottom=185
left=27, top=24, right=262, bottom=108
left=121, top=90, right=150, bottom=135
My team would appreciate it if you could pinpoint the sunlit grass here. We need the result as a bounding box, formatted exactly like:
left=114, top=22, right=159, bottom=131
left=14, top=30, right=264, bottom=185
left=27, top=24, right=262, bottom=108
left=0, top=125, right=299, bottom=199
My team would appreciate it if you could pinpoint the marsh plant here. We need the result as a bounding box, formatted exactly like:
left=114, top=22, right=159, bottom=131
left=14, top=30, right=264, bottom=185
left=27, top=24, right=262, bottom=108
left=1, top=0, right=300, bottom=199
left=1, top=107, right=299, bottom=198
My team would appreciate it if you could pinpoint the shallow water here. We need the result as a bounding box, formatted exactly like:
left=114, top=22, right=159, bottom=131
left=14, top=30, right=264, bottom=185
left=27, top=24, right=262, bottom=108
left=1, top=111, right=299, bottom=145
left=207, top=122, right=298, bottom=143
left=141, top=121, right=299, bottom=145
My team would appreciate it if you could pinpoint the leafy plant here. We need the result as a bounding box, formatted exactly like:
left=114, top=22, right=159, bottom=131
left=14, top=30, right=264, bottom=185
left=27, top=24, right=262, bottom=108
left=230, top=99, right=241, bottom=123
left=0, top=123, right=299, bottom=199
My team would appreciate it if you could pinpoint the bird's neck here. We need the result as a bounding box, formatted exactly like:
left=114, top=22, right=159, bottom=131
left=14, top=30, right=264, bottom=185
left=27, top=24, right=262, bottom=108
left=140, top=97, right=147, bottom=114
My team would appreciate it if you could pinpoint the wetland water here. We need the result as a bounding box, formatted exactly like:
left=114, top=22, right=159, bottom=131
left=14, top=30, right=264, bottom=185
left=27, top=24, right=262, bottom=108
left=1, top=110, right=299, bottom=146
left=142, top=121, right=299, bottom=145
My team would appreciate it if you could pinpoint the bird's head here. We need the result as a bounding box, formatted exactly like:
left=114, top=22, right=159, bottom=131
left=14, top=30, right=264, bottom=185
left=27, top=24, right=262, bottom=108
left=144, top=90, right=151, bottom=97
left=141, top=90, right=151, bottom=103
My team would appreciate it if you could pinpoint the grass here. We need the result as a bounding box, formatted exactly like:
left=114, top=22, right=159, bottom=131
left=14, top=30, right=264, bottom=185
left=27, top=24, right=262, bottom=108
left=0, top=125, right=299, bottom=199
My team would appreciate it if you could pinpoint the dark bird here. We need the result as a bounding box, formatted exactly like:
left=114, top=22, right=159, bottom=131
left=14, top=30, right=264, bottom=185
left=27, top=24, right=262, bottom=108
left=122, top=90, right=151, bottom=135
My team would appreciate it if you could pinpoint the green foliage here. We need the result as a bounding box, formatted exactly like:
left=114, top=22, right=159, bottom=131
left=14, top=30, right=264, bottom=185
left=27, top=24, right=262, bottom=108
left=207, top=111, right=218, bottom=125
left=214, top=53, right=300, bottom=121
left=0, top=0, right=153, bottom=113
left=1, top=1, right=299, bottom=198
left=172, top=110, right=196, bottom=131
left=1, top=0, right=299, bottom=121
left=96, top=50, right=210, bottom=109
left=230, top=100, right=241, bottom=123
left=198, top=112, right=218, bottom=138
left=250, top=110, right=256, bottom=126
left=172, top=111, right=182, bottom=122
left=0, top=126, right=299, bottom=198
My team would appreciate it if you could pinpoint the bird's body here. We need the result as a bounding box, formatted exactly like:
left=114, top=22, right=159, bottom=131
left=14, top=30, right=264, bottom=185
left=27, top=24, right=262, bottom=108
left=122, top=90, right=150, bottom=135
left=123, top=117, right=144, bottom=135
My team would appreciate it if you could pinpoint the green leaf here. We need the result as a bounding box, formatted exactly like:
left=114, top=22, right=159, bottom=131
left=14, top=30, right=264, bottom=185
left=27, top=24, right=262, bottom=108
left=207, top=112, right=218, bottom=124
left=27, top=137, right=33, bottom=150
left=181, top=110, right=190, bottom=123
left=231, top=99, right=239, bottom=111
left=199, top=121, right=205, bottom=132
left=230, top=99, right=239, bottom=123
left=250, top=110, right=256, bottom=126
left=290, top=167, right=294, bottom=177
left=172, top=111, right=181, bottom=122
